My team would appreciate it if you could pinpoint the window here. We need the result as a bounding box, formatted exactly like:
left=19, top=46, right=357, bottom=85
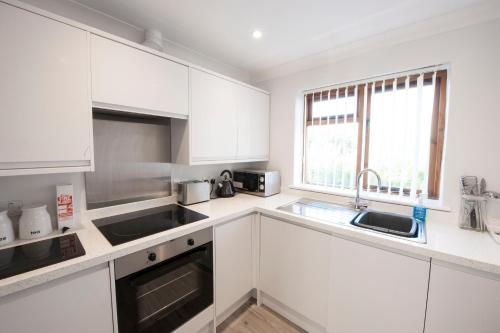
left=303, top=67, right=447, bottom=200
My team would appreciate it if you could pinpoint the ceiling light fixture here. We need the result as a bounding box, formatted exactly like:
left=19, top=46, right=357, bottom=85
left=252, top=30, right=263, bottom=39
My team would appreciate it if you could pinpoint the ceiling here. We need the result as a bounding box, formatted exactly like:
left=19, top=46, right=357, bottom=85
left=73, top=0, right=485, bottom=75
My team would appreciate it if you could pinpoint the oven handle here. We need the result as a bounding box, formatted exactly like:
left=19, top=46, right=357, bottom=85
left=114, top=227, right=213, bottom=280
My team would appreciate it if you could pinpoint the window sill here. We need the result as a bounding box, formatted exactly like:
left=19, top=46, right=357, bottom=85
left=288, top=184, right=451, bottom=212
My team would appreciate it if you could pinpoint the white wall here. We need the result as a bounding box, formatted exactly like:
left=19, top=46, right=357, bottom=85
left=0, top=173, right=86, bottom=223
left=18, top=0, right=250, bottom=82
left=257, top=19, right=500, bottom=214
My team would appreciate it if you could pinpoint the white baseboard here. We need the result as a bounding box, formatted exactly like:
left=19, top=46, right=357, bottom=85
left=214, top=290, right=327, bottom=333
left=261, top=292, right=327, bottom=333
left=216, top=291, right=254, bottom=326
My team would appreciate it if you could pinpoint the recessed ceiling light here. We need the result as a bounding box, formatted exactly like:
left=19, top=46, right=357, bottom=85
left=252, top=30, right=263, bottom=39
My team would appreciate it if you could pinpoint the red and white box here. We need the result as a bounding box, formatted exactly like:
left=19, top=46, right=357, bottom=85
left=57, top=184, right=74, bottom=230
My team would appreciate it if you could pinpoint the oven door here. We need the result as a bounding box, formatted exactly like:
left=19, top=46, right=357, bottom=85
left=115, top=241, right=213, bottom=333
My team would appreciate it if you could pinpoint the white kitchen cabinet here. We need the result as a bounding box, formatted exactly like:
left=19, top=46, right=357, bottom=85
left=172, top=68, right=269, bottom=164
left=236, top=85, right=270, bottom=160
left=425, top=262, right=500, bottom=333
left=328, top=236, right=430, bottom=333
left=190, top=68, right=239, bottom=162
left=0, top=264, right=114, bottom=333
left=215, top=215, right=253, bottom=317
left=91, top=34, right=189, bottom=118
left=0, top=3, right=93, bottom=175
left=260, top=216, right=330, bottom=328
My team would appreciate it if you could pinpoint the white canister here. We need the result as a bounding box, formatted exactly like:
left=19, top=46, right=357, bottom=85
left=19, top=205, right=53, bottom=240
left=0, top=211, right=15, bottom=246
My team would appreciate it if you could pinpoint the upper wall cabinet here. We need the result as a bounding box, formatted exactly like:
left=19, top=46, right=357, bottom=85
left=172, top=68, right=270, bottom=164
left=0, top=3, right=93, bottom=176
left=90, top=35, right=189, bottom=118
left=189, top=68, right=239, bottom=162
left=236, top=84, right=270, bottom=160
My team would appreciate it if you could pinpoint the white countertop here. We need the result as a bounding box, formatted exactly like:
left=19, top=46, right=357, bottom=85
left=0, top=191, right=499, bottom=298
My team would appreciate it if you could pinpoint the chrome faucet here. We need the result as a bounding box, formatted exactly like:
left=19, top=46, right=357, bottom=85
left=354, top=168, right=382, bottom=210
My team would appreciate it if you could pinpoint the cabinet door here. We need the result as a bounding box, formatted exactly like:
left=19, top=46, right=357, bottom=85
left=91, top=34, right=188, bottom=117
left=328, top=236, right=429, bottom=333
left=236, top=86, right=269, bottom=160
left=0, top=265, right=114, bottom=333
left=190, top=68, right=238, bottom=162
left=215, top=215, right=253, bottom=317
left=425, top=262, right=500, bottom=333
left=0, top=3, right=92, bottom=172
left=260, top=216, right=330, bottom=328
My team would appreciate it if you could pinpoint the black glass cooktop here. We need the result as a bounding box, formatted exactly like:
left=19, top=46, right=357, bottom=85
left=0, top=233, right=85, bottom=280
left=92, top=204, right=209, bottom=246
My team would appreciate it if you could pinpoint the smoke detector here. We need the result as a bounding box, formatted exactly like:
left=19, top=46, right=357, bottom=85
left=142, top=28, right=163, bottom=52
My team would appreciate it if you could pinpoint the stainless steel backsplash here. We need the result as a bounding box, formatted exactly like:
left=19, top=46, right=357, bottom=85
left=85, top=112, right=172, bottom=209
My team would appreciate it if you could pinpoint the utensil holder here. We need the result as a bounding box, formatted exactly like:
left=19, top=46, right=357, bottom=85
left=459, top=194, right=487, bottom=231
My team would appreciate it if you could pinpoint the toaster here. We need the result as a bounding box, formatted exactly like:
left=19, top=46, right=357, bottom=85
left=177, top=180, right=210, bottom=205
left=233, top=170, right=281, bottom=197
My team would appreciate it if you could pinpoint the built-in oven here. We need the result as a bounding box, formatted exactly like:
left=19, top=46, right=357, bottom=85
left=114, top=228, right=213, bottom=333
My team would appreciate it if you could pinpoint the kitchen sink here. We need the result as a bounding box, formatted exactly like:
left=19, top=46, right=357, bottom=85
left=277, top=198, right=359, bottom=225
left=350, top=210, right=426, bottom=243
left=278, top=198, right=426, bottom=243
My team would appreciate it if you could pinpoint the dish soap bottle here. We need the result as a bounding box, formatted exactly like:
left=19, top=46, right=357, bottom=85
left=413, top=193, right=427, bottom=222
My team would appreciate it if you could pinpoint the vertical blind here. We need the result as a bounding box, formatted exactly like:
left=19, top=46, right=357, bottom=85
left=303, top=65, right=448, bottom=200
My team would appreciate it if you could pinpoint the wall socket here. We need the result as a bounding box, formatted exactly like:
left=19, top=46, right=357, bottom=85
left=7, top=200, right=23, bottom=217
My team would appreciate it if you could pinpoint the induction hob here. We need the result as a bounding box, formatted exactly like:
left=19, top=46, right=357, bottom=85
left=0, top=233, right=85, bottom=280
left=92, top=204, right=209, bottom=246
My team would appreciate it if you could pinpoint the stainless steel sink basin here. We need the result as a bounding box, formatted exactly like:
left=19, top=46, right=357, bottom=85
left=351, top=210, right=426, bottom=243
left=277, top=198, right=426, bottom=243
left=277, top=198, right=359, bottom=225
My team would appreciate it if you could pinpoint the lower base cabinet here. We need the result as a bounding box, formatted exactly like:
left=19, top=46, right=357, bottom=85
left=218, top=214, right=500, bottom=333
left=0, top=264, right=114, bottom=333
left=328, top=236, right=430, bottom=333
left=215, top=215, right=254, bottom=318
left=424, top=262, right=500, bottom=333
left=260, top=216, right=330, bottom=329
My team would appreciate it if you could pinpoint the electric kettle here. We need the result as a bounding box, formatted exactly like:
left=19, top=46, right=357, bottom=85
left=217, top=170, right=236, bottom=197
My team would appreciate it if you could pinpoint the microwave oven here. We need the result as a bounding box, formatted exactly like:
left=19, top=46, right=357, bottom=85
left=233, top=170, right=281, bottom=197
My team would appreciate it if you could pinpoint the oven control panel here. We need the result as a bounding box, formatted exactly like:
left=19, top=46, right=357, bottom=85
left=114, top=227, right=213, bottom=280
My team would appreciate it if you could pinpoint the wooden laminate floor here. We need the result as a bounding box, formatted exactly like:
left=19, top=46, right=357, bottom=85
left=217, top=300, right=306, bottom=333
